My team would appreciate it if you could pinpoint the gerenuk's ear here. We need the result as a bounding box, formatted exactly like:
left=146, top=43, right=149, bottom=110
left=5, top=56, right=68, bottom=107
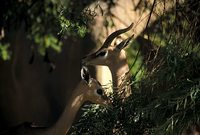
left=116, top=34, right=134, bottom=50
left=81, top=66, right=90, bottom=84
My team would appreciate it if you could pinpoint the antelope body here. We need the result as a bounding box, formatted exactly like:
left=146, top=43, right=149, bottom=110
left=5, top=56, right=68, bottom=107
left=4, top=67, right=109, bottom=135
left=82, top=24, right=134, bottom=98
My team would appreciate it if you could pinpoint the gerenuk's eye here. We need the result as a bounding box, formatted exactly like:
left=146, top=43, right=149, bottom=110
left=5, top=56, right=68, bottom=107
left=96, top=51, right=107, bottom=57
left=96, top=89, right=103, bottom=95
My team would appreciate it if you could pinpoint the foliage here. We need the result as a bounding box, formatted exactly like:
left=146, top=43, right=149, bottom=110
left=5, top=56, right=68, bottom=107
left=139, top=37, right=200, bottom=135
left=0, top=43, right=11, bottom=61
left=0, top=0, right=95, bottom=59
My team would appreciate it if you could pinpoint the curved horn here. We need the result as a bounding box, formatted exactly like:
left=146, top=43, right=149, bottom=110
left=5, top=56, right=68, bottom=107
left=101, top=23, right=133, bottom=49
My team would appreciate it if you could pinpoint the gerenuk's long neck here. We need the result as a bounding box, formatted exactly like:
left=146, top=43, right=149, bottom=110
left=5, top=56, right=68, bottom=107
left=111, top=61, right=129, bottom=87
left=48, top=81, right=86, bottom=135
left=108, top=54, right=131, bottom=97
left=21, top=81, right=87, bottom=135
